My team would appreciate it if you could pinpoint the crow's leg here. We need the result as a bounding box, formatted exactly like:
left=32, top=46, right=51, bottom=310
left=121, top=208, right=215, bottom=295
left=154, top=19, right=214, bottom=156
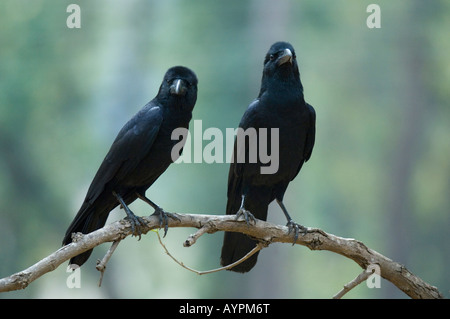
left=113, top=191, right=146, bottom=239
left=276, top=199, right=307, bottom=244
left=235, top=194, right=256, bottom=226
left=136, top=193, right=179, bottom=237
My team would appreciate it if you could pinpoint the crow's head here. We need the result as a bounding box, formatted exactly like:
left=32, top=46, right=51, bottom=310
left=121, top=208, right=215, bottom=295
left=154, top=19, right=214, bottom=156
left=159, top=66, right=198, bottom=110
left=262, top=41, right=300, bottom=82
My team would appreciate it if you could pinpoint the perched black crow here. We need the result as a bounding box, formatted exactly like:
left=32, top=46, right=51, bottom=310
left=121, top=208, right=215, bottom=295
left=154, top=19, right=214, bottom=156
left=220, top=42, right=316, bottom=272
left=63, top=66, right=198, bottom=267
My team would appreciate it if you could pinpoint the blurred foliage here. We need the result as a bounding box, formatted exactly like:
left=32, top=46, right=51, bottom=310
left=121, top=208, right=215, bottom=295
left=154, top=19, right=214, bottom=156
left=0, top=0, right=449, bottom=298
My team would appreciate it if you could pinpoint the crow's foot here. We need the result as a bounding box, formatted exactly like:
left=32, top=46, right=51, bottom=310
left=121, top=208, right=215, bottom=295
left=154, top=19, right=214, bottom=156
left=235, top=208, right=256, bottom=226
left=286, top=220, right=308, bottom=245
left=152, top=208, right=180, bottom=237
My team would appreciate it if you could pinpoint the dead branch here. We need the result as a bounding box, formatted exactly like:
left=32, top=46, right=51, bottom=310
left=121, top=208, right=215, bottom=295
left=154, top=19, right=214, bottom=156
left=0, top=213, right=443, bottom=298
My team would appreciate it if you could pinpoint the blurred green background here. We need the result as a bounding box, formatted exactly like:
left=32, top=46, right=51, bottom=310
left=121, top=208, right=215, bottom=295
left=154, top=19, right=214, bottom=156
left=1, top=0, right=449, bottom=299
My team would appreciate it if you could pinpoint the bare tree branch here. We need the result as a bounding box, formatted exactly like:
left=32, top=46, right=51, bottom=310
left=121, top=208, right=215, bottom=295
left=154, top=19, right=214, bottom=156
left=0, top=213, right=443, bottom=298
left=96, top=240, right=121, bottom=287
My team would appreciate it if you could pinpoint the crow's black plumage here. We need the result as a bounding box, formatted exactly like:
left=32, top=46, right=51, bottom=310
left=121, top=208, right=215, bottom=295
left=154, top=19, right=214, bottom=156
left=220, top=42, right=316, bottom=272
left=63, top=66, right=198, bottom=267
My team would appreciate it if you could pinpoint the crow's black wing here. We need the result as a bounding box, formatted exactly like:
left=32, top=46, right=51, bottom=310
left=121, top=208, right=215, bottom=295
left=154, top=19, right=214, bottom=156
left=85, top=104, right=163, bottom=204
left=291, top=102, right=316, bottom=180
left=304, top=103, right=316, bottom=162
left=227, top=100, right=260, bottom=203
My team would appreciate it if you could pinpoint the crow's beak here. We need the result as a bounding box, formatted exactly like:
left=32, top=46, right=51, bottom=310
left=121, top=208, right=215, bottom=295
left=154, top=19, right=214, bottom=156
left=170, top=79, right=187, bottom=96
left=277, top=48, right=293, bottom=66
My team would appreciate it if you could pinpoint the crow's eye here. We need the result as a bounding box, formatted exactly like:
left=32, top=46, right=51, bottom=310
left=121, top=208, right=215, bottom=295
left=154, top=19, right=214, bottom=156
left=269, top=54, right=275, bottom=61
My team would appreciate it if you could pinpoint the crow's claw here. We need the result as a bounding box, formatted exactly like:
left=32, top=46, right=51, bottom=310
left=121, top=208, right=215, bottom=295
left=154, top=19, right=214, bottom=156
left=152, top=208, right=179, bottom=237
left=235, top=208, right=256, bottom=226
left=286, top=220, right=307, bottom=245
left=125, top=214, right=146, bottom=240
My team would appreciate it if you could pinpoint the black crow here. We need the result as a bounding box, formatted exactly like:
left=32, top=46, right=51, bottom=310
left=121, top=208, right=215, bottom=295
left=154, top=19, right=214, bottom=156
left=63, top=66, right=198, bottom=267
left=220, top=42, right=316, bottom=272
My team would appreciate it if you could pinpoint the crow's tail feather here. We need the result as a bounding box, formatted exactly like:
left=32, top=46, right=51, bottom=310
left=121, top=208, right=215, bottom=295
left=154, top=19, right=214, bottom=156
left=220, top=192, right=269, bottom=273
left=62, top=203, right=110, bottom=267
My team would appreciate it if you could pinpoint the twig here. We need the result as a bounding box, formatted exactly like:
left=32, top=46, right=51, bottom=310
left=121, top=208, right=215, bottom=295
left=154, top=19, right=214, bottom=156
left=155, top=230, right=264, bottom=275
left=96, top=240, right=121, bottom=287
left=333, top=265, right=376, bottom=299
left=183, top=222, right=215, bottom=247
